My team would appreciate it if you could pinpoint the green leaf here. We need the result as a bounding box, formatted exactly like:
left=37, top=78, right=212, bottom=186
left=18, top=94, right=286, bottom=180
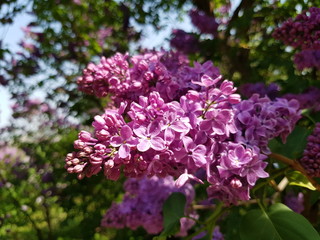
left=286, top=171, right=316, bottom=190
left=269, top=126, right=312, bottom=159
left=240, top=203, right=320, bottom=240
left=240, top=209, right=282, bottom=240
left=153, top=236, right=167, bottom=240
left=160, top=192, right=186, bottom=237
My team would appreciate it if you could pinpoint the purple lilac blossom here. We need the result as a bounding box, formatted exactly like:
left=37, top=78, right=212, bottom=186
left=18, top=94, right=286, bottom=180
left=273, top=7, right=320, bottom=70
left=299, top=123, right=320, bottom=177
left=294, top=49, right=320, bottom=70
left=238, top=82, right=280, bottom=100
left=67, top=50, right=301, bottom=204
left=189, top=9, right=219, bottom=35
left=284, top=192, right=304, bottom=213
left=283, top=87, right=320, bottom=112
left=273, top=7, right=320, bottom=50
left=78, top=50, right=204, bottom=103
left=234, top=94, right=301, bottom=154
left=170, top=29, right=200, bottom=54
left=101, top=176, right=197, bottom=235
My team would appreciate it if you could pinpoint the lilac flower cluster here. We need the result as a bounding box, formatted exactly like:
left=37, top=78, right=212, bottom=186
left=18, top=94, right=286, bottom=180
left=273, top=7, right=320, bottom=70
left=299, top=123, right=320, bottom=177
left=238, top=82, right=280, bottom=100
left=170, top=29, right=200, bottom=54
left=68, top=50, right=301, bottom=204
left=235, top=94, right=301, bottom=154
left=101, top=176, right=197, bottom=235
left=273, top=7, right=320, bottom=49
left=189, top=9, right=219, bottom=35
left=77, top=50, right=210, bottom=103
left=283, top=87, right=320, bottom=112
left=284, top=192, right=304, bottom=213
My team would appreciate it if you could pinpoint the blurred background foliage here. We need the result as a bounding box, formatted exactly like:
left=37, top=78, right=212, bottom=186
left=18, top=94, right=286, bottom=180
left=1, top=0, right=320, bottom=239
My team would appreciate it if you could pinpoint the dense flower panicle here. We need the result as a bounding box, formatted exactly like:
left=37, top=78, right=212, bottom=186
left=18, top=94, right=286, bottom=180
left=78, top=50, right=213, bottom=103
left=294, top=49, right=320, bottom=70
left=284, top=192, right=304, bottom=213
left=299, top=123, right=320, bottom=177
left=273, top=7, right=320, bottom=70
left=189, top=9, right=219, bottom=35
left=235, top=94, right=301, bottom=154
left=68, top=50, right=301, bottom=204
left=77, top=53, right=130, bottom=98
left=101, top=176, right=197, bottom=235
left=283, top=87, right=320, bottom=112
left=273, top=7, right=320, bottom=50
left=238, top=82, right=280, bottom=100
left=170, top=29, right=200, bottom=54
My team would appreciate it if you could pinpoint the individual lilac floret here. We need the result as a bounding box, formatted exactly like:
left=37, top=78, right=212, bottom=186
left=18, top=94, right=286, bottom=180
left=189, top=9, right=219, bottom=35
left=101, top=176, right=197, bottom=235
left=283, top=87, right=320, bottom=112
left=235, top=94, right=301, bottom=154
left=299, top=123, right=320, bottom=177
left=238, top=82, right=280, bottom=100
left=284, top=192, right=304, bottom=213
left=170, top=29, right=199, bottom=54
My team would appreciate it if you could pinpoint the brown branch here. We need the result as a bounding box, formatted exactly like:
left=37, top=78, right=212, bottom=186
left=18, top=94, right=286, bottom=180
left=269, top=153, right=320, bottom=191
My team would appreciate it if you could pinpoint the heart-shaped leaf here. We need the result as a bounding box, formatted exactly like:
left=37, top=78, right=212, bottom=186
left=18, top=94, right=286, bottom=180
left=240, top=203, right=320, bottom=240
left=160, top=192, right=186, bottom=237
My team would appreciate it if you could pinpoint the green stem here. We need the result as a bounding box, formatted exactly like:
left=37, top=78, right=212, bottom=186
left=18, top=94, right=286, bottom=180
left=201, top=100, right=216, bottom=118
left=270, top=153, right=320, bottom=191
left=186, top=202, right=225, bottom=240
left=256, top=198, right=266, bottom=212
left=206, top=202, right=224, bottom=239
left=252, top=167, right=289, bottom=193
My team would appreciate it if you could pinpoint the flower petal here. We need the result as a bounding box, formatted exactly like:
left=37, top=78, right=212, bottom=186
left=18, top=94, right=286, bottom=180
left=118, top=144, right=130, bottom=158
left=148, top=121, right=161, bottom=137
left=150, top=137, right=165, bottom=151
left=110, top=136, right=123, bottom=147
left=137, top=139, right=151, bottom=152
left=121, top=125, right=133, bottom=139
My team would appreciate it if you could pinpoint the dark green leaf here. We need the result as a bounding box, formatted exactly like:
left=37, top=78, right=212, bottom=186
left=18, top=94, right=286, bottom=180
left=160, top=192, right=186, bottom=237
left=269, top=126, right=312, bottom=159
left=240, top=203, right=320, bottom=240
